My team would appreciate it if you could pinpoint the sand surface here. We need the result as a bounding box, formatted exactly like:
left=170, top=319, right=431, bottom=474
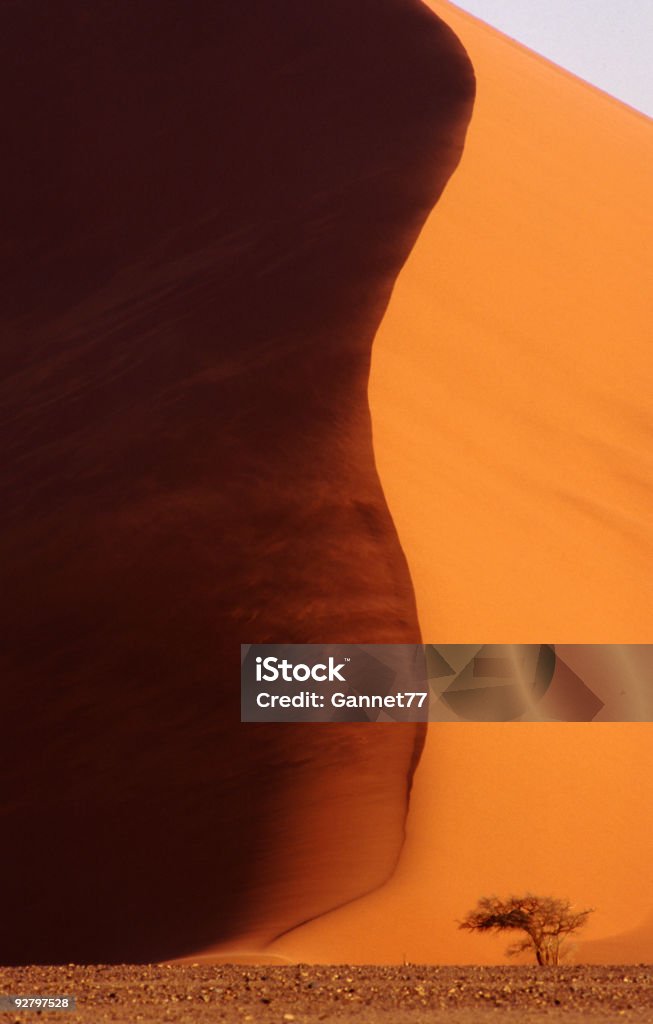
left=270, top=0, right=653, bottom=966
left=2, top=0, right=652, bottom=974
left=1, top=965, right=652, bottom=1022
left=0, top=0, right=472, bottom=963
left=371, top=0, right=653, bottom=640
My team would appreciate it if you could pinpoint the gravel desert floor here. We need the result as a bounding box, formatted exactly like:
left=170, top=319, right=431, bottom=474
left=1, top=964, right=652, bottom=1023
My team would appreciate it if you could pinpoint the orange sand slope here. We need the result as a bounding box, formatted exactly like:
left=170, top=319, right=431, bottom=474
left=271, top=724, right=653, bottom=964
left=371, top=0, right=652, bottom=642
left=269, top=1, right=653, bottom=965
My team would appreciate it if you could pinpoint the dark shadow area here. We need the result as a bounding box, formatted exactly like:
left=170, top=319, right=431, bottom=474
left=0, top=0, right=474, bottom=962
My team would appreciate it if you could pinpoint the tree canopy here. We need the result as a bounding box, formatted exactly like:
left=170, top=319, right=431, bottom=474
left=459, top=894, right=594, bottom=965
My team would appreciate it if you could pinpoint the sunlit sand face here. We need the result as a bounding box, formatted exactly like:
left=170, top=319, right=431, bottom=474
left=370, top=0, right=651, bottom=643
left=268, top=0, right=653, bottom=965
left=269, top=724, right=653, bottom=964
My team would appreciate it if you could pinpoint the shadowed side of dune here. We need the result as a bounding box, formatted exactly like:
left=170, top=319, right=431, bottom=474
left=0, top=0, right=474, bottom=963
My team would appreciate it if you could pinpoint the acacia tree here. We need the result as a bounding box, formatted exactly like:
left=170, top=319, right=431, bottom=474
left=459, top=894, right=594, bottom=965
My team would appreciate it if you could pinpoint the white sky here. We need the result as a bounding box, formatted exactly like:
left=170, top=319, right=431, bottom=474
left=451, top=0, right=653, bottom=117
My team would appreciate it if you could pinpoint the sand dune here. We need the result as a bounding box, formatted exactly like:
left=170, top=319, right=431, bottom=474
left=270, top=724, right=653, bottom=963
left=371, top=0, right=652, bottom=641
left=269, top=0, right=653, bottom=964
left=0, top=0, right=473, bottom=962
left=3, top=0, right=650, bottom=968
left=579, top=913, right=653, bottom=964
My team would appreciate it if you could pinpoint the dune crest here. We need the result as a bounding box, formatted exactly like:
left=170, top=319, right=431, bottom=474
left=371, top=0, right=653, bottom=641
left=269, top=1, right=653, bottom=964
